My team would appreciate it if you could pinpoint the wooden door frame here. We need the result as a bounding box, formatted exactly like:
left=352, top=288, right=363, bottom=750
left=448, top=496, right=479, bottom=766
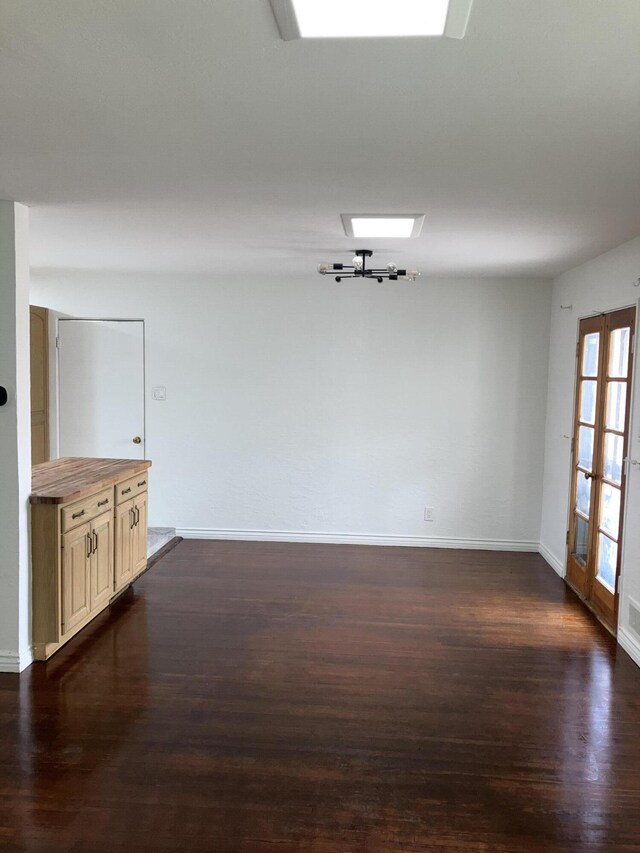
left=564, top=303, right=637, bottom=634
left=30, top=305, right=50, bottom=464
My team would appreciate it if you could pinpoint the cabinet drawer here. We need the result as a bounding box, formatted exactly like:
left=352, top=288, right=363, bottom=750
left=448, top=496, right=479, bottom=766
left=115, top=472, right=149, bottom=505
left=61, top=488, right=114, bottom=532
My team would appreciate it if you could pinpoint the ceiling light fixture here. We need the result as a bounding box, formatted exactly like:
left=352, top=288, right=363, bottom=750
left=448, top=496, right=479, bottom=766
left=270, top=0, right=474, bottom=40
left=341, top=213, right=424, bottom=239
left=318, top=249, right=420, bottom=282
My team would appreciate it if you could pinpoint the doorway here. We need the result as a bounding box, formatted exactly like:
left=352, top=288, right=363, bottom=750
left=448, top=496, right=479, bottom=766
left=57, top=319, right=145, bottom=460
left=566, top=307, right=636, bottom=632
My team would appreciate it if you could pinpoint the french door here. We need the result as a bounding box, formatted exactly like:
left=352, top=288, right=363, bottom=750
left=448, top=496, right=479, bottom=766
left=566, top=307, right=636, bottom=631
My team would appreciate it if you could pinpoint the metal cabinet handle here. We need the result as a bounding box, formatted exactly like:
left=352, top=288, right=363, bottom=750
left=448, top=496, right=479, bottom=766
left=130, top=509, right=136, bottom=530
left=86, top=532, right=93, bottom=558
left=97, top=498, right=109, bottom=507
left=137, top=480, right=146, bottom=487
left=73, top=509, right=86, bottom=520
left=93, top=531, right=98, bottom=553
left=132, top=436, right=142, bottom=445
left=122, top=487, right=132, bottom=495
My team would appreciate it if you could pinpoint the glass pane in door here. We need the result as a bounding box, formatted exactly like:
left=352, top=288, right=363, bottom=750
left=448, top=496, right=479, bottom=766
left=578, top=426, right=594, bottom=471
left=580, top=380, right=597, bottom=424
left=606, top=382, right=627, bottom=431
left=608, top=328, right=630, bottom=377
left=583, top=333, right=600, bottom=376
left=573, top=515, right=589, bottom=563
left=600, top=484, right=621, bottom=539
left=596, top=534, right=617, bottom=591
left=603, top=433, right=624, bottom=484
left=576, top=474, right=591, bottom=516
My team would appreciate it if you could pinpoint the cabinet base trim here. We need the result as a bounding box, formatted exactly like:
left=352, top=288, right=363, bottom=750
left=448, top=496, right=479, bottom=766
left=177, top=528, right=539, bottom=552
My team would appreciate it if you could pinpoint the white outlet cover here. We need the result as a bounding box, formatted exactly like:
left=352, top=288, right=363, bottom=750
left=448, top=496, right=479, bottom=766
left=152, top=386, right=166, bottom=401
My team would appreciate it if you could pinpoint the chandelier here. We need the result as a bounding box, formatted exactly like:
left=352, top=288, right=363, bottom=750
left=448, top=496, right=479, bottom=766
left=317, top=249, right=420, bottom=283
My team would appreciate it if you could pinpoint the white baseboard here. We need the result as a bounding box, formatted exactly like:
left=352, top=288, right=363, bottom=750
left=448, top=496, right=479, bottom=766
left=0, top=652, right=23, bottom=673
left=618, top=627, right=640, bottom=669
left=538, top=542, right=565, bottom=578
left=176, top=527, right=539, bottom=552
left=0, top=647, right=34, bottom=673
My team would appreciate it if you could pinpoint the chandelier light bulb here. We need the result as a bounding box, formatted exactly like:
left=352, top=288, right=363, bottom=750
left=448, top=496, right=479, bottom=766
left=386, top=262, right=398, bottom=273
left=317, top=262, right=330, bottom=275
left=352, top=255, right=363, bottom=270
left=400, top=269, right=421, bottom=281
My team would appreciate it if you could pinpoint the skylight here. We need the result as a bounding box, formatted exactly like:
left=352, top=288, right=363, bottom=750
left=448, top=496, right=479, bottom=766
left=270, top=0, right=474, bottom=41
left=341, top=214, right=424, bottom=239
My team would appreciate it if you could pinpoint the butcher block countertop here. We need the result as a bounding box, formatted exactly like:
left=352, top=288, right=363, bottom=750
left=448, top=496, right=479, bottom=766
left=31, top=457, right=152, bottom=505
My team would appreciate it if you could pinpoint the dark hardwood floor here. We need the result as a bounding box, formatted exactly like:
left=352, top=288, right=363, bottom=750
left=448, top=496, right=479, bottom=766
left=1, top=540, right=640, bottom=852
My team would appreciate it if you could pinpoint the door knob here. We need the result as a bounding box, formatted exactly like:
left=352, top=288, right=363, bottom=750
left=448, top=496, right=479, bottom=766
left=132, top=436, right=142, bottom=444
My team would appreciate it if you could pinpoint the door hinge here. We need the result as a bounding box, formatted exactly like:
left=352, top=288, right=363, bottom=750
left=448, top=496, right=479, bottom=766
left=576, top=341, right=580, bottom=358
left=566, top=530, right=570, bottom=545
left=55, top=335, right=60, bottom=349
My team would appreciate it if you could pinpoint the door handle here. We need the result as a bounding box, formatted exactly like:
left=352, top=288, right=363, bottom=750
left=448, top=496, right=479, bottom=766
left=134, top=506, right=140, bottom=526
left=130, top=509, right=136, bottom=530
left=584, top=471, right=597, bottom=480
left=86, top=532, right=93, bottom=558
left=132, top=436, right=142, bottom=445
left=93, top=531, right=98, bottom=553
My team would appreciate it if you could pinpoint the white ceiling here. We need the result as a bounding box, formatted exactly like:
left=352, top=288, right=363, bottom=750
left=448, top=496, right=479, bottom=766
left=1, top=0, right=639, bottom=278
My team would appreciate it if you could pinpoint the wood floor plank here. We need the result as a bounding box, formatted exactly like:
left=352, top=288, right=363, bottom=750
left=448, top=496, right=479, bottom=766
left=1, top=540, right=640, bottom=851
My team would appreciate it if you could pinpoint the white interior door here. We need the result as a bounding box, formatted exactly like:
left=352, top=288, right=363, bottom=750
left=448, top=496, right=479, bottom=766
left=58, top=320, right=145, bottom=460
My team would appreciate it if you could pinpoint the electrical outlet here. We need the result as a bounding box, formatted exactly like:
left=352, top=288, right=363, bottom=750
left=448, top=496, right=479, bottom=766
left=152, top=386, right=166, bottom=401
left=424, top=507, right=435, bottom=522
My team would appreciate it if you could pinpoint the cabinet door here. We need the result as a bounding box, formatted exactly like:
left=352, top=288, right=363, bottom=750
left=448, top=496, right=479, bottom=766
left=132, top=492, right=148, bottom=576
left=90, top=510, right=114, bottom=610
left=114, top=499, right=134, bottom=592
left=61, top=522, right=91, bottom=635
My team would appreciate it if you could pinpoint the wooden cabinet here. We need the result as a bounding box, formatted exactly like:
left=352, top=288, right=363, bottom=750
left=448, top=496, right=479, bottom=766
left=90, top=510, right=115, bottom=611
left=115, top=491, right=147, bottom=592
left=115, top=501, right=135, bottom=592
left=132, top=491, right=148, bottom=574
left=61, top=522, right=92, bottom=635
left=32, top=458, right=151, bottom=661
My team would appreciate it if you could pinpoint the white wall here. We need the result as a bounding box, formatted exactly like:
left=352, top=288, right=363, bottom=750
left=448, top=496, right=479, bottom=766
left=539, top=236, right=640, bottom=664
left=31, top=271, right=551, bottom=549
left=0, top=202, right=32, bottom=672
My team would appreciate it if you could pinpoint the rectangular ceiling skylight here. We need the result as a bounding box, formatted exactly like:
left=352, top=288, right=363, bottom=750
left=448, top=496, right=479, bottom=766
left=341, top=214, right=425, bottom=239
left=270, top=0, right=474, bottom=41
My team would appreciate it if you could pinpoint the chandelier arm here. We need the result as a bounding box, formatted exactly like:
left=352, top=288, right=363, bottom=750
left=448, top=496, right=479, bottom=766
left=322, top=250, right=418, bottom=282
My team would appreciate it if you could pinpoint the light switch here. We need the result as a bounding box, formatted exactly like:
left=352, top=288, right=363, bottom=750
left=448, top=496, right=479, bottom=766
left=152, top=386, right=166, bottom=401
